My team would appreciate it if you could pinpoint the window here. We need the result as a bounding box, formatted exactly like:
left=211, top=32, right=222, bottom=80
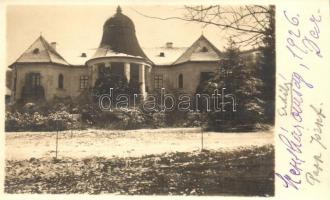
left=23, top=73, right=44, bottom=99
left=201, top=46, right=208, bottom=52
left=58, top=74, right=64, bottom=89
left=200, top=72, right=214, bottom=83
left=98, top=63, right=106, bottom=77
left=178, top=74, right=183, bottom=89
left=80, top=76, right=89, bottom=89
left=29, top=73, right=41, bottom=87
left=33, top=48, right=40, bottom=54
left=154, top=74, right=163, bottom=89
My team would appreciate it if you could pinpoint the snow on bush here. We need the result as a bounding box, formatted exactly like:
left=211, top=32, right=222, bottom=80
left=5, top=111, right=78, bottom=132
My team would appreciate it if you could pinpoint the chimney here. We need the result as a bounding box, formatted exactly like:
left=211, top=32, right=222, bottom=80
left=166, top=42, right=173, bottom=48
left=50, top=42, right=57, bottom=50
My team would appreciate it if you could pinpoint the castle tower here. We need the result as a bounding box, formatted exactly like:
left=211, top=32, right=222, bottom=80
left=86, top=6, right=152, bottom=98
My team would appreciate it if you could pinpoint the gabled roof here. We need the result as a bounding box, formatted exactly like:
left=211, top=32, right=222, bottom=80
left=11, top=36, right=69, bottom=67
left=173, top=35, right=223, bottom=65
left=9, top=35, right=224, bottom=67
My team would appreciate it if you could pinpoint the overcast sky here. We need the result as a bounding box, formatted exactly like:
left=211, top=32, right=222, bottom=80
left=7, top=5, right=233, bottom=65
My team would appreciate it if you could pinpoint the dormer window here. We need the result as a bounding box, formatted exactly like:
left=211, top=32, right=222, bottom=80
left=166, top=42, right=173, bottom=48
left=159, top=52, right=165, bottom=57
left=201, top=46, right=208, bottom=52
left=81, top=53, right=87, bottom=57
left=33, top=48, right=40, bottom=54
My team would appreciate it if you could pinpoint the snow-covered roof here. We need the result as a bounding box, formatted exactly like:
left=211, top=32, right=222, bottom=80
left=143, top=47, right=188, bottom=66
left=60, top=48, right=94, bottom=66
left=92, top=46, right=146, bottom=60
left=173, top=35, right=223, bottom=65
left=10, top=35, right=226, bottom=67
left=12, top=36, right=70, bottom=67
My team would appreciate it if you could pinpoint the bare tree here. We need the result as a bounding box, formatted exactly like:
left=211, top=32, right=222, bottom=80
left=133, top=5, right=274, bottom=49
left=182, top=5, right=275, bottom=48
left=133, top=5, right=276, bottom=122
left=182, top=5, right=276, bottom=122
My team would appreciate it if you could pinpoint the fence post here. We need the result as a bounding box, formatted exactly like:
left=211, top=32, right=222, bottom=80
left=55, top=119, right=59, bottom=159
left=201, top=127, right=204, bottom=151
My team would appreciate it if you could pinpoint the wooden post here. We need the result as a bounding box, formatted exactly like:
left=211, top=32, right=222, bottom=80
left=201, top=127, right=204, bottom=151
left=55, top=120, right=59, bottom=159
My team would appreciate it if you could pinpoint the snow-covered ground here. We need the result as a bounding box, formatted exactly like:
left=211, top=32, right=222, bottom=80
left=6, top=128, right=274, bottom=160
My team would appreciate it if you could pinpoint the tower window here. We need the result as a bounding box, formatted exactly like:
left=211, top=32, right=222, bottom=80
left=159, top=52, right=165, bottom=57
left=178, top=74, right=183, bottom=89
left=58, top=74, right=64, bottom=89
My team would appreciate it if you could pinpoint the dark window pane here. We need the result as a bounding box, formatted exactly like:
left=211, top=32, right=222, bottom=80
left=200, top=72, right=214, bottom=83
left=58, top=74, right=64, bottom=89
left=178, top=74, right=183, bottom=88
left=154, top=74, right=163, bottom=89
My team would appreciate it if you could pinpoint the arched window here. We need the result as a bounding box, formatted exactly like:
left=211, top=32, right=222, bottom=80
left=178, top=74, right=183, bottom=89
left=58, top=74, right=64, bottom=89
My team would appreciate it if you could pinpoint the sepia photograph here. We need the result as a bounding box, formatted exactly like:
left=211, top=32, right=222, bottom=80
left=5, top=4, right=275, bottom=196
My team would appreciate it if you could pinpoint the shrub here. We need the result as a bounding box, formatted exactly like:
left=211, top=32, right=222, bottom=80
left=47, top=111, right=78, bottom=131
left=29, top=112, right=48, bottom=131
left=151, top=112, right=166, bottom=128
left=183, top=112, right=205, bottom=128
left=5, top=111, right=78, bottom=132
left=115, top=108, right=146, bottom=130
left=5, top=112, right=24, bottom=132
left=87, top=107, right=147, bottom=130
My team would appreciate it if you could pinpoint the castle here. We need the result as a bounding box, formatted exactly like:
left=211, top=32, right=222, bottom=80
left=8, top=6, right=258, bottom=103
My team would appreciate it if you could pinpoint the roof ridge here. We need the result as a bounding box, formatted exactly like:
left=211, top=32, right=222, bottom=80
left=39, top=36, right=53, bottom=63
left=10, top=35, right=71, bottom=67
left=40, top=35, right=70, bottom=65
left=199, top=35, right=222, bottom=55
left=173, top=35, right=222, bottom=65
left=172, top=36, right=202, bottom=64
left=12, top=36, right=42, bottom=65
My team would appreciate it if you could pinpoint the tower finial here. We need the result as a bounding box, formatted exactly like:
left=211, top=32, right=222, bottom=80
left=117, top=6, right=122, bottom=14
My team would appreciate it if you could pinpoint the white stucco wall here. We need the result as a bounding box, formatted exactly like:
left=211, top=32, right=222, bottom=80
left=151, top=61, right=220, bottom=95
left=11, top=61, right=220, bottom=102
left=12, top=63, right=89, bottom=101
